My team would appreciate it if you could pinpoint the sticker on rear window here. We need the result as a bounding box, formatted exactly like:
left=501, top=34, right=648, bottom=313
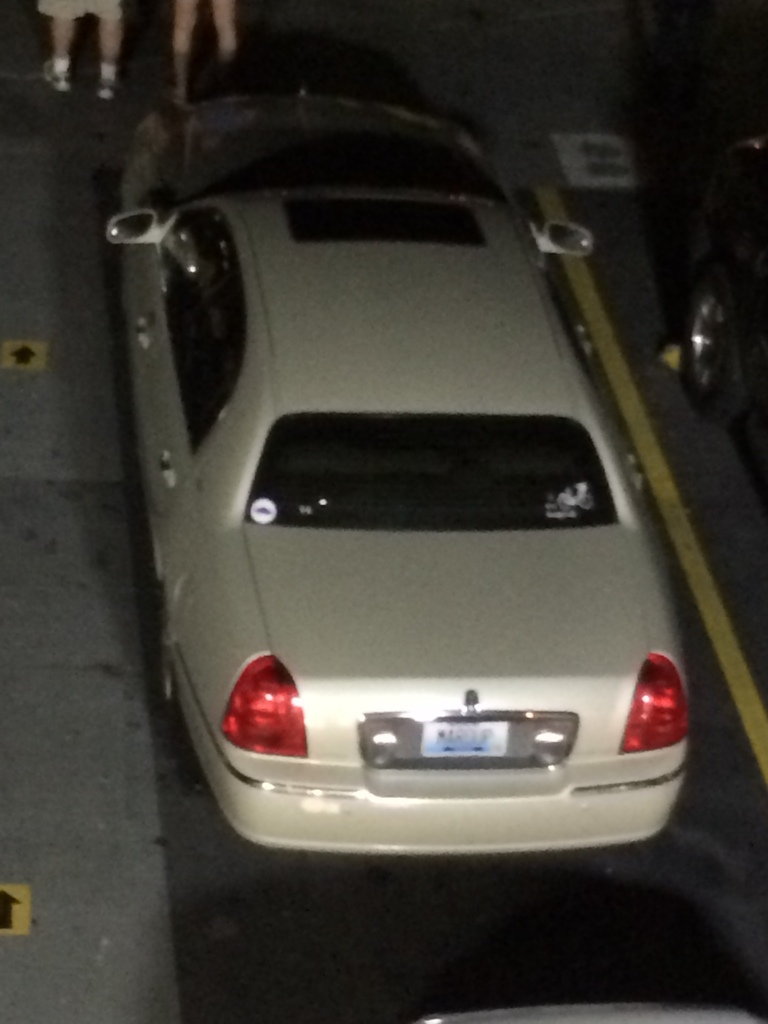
left=250, top=497, right=277, bottom=525
left=545, top=481, right=595, bottom=520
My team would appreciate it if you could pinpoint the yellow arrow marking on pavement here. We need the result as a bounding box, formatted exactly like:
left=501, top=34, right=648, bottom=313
left=536, top=186, right=768, bottom=786
left=0, top=885, right=32, bottom=935
left=1, top=340, right=49, bottom=370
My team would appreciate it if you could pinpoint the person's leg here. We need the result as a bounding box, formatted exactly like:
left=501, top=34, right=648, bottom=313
left=172, top=0, right=198, bottom=101
left=98, top=15, right=123, bottom=64
left=97, top=12, right=123, bottom=98
left=210, top=0, right=237, bottom=61
left=43, top=15, right=77, bottom=90
left=50, top=15, right=77, bottom=58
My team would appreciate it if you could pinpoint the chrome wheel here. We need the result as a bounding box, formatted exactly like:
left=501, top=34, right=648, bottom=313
left=681, top=263, right=748, bottom=423
left=687, top=283, right=729, bottom=396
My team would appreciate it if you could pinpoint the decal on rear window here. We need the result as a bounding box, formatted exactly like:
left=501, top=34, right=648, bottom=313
left=545, top=482, right=595, bottom=521
left=250, top=497, right=278, bottom=525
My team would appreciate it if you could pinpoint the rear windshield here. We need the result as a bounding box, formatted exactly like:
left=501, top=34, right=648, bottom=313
left=245, top=414, right=617, bottom=531
left=285, top=198, right=485, bottom=245
left=196, top=132, right=505, bottom=202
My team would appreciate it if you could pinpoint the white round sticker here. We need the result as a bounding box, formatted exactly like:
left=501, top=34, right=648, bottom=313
left=250, top=497, right=277, bottom=525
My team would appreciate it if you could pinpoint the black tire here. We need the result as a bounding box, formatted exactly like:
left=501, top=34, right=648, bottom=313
left=680, top=262, right=750, bottom=424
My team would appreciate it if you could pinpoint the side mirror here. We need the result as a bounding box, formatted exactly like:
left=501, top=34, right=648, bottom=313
left=533, top=220, right=594, bottom=257
left=105, top=208, right=176, bottom=245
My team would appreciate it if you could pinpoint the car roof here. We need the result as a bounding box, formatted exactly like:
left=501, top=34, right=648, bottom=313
left=227, top=193, right=579, bottom=419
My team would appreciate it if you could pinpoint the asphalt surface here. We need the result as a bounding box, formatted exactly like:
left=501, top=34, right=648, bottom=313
left=4, top=1, right=768, bottom=1022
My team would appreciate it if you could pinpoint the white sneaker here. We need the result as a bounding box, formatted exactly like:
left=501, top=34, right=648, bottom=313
left=97, top=78, right=116, bottom=100
left=43, top=61, right=71, bottom=93
left=97, top=62, right=118, bottom=100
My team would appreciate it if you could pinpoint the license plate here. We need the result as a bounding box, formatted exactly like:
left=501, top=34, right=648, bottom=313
left=421, top=720, right=509, bottom=757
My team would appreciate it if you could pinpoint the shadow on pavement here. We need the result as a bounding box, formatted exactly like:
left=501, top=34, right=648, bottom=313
left=191, top=26, right=430, bottom=113
left=160, top=855, right=764, bottom=1024
left=419, top=871, right=762, bottom=1016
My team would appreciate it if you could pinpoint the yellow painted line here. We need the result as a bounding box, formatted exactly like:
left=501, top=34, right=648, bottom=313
left=0, top=884, right=32, bottom=936
left=536, top=186, right=768, bottom=783
left=1, top=340, right=49, bottom=370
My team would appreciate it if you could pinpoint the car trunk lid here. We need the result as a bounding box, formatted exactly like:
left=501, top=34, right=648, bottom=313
left=242, top=526, right=658, bottom=785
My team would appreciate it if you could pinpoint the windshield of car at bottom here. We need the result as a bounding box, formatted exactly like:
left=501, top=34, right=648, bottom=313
left=245, top=414, right=617, bottom=531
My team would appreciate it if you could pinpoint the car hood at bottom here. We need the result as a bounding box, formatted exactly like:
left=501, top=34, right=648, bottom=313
left=414, top=1007, right=763, bottom=1024
left=243, top=525, right=669, bottom=684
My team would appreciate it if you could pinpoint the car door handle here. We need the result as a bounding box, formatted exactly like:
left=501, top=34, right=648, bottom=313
left=158, top=450, right=177, bottom=489
left=136, top=315, right=152, bottom=350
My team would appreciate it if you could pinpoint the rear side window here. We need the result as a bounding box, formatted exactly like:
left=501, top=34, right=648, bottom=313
left=245, top=414, right=616, bottom=531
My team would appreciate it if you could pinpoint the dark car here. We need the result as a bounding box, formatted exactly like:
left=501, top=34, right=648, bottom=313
left=680, top=136, right=768, bottom=423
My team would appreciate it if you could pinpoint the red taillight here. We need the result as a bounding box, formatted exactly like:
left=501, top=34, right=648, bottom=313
left=621, top=653, right=688, bottom=753
left=222, top=655, right=307, bottom=757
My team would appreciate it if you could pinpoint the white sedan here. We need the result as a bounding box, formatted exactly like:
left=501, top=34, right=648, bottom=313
left=107, top=94, right=687, bottom=853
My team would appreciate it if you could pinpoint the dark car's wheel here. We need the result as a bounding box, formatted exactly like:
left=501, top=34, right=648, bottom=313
left=680, top=262, right=749, bottom=424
